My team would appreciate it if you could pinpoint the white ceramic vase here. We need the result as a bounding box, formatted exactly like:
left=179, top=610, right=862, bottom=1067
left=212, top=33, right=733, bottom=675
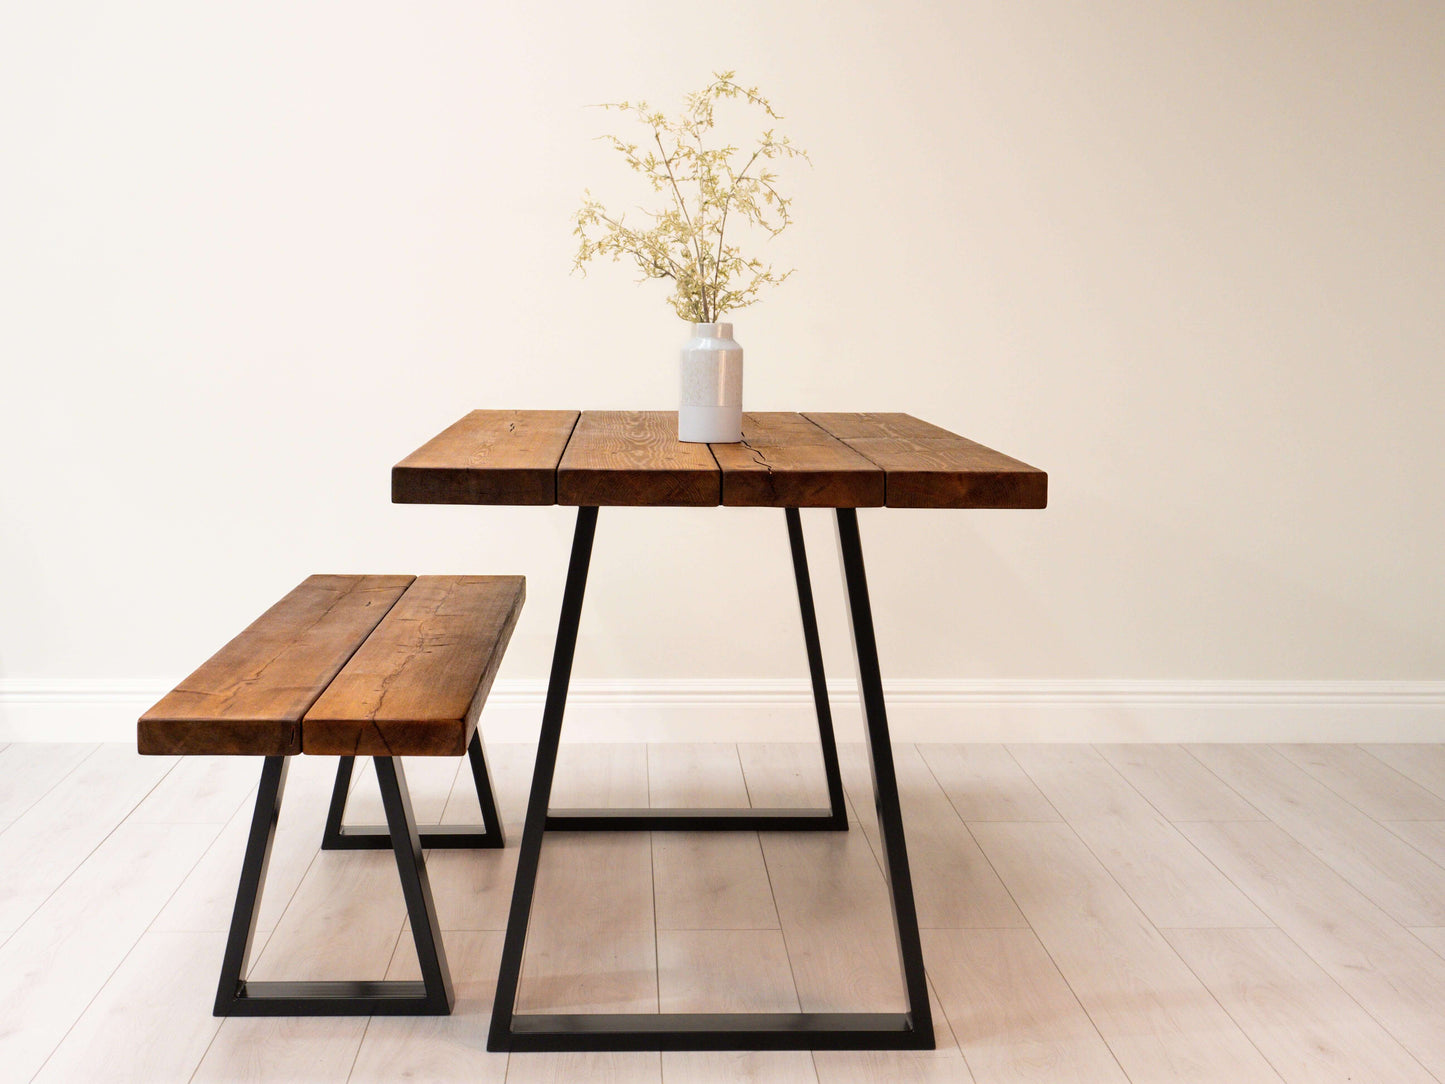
left=678, top=322, right=743, bottom=443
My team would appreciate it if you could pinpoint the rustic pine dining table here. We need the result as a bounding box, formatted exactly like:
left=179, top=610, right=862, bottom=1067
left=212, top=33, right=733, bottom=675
left=391, top=409, right=1047, bottom=1053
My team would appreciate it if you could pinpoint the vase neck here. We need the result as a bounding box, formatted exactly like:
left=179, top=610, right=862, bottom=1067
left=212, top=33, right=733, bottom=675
left=690, top=322, right=733, bottom=340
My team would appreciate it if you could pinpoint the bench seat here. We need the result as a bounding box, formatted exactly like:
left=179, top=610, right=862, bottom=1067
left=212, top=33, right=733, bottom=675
left=139, top=574, right=413, bottom=756
left=304, top=575, right=523, bottom=757
left=138, top=572, right=524, bottom=1017
left=139, top=573, right=524, bottom=757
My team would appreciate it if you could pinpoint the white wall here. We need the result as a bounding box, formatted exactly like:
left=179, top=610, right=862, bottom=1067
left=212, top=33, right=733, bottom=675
left=3, top=2, right=1442, bottom=740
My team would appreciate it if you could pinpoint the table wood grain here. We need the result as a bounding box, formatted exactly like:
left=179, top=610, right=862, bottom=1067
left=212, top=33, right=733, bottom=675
left=713, top=413, right=884, bottom=508
left=804, top=412, right=1049, bottom=509
left=392, top=409, right=579, bottom=506
left=557, top=410, right=721, bottom=507
left=392, top=410, right=1045, bottom=509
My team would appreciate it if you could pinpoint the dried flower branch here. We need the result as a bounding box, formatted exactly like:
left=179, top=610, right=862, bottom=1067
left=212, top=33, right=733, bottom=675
left=573, top=72, right=808, bottom=323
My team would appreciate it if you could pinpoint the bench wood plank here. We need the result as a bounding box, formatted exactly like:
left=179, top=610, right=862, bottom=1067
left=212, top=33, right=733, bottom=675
left=803, top=412, right=1048, bottom=509
left=711, top=413, right=885, bottom=508
left=392, top=410, right=580, bottom=506
left=302, top=576, right=526, bottom=757
left=557, top=411, right=720, bottom=506
left=138, top=575, right=415, bottom=756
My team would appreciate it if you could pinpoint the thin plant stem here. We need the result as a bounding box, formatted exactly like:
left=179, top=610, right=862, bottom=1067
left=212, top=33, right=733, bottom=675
left=655, top=130, right=707, bottom=314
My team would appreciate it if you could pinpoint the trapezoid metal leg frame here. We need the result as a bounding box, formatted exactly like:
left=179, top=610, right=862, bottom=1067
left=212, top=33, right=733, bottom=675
left=216, top=754, right=455, bottom=1016
left=321, top=730, right=505, bottom=850
left=487, top=505, right=934, bottom=1051
left=543, top=506, right=848, bottom=834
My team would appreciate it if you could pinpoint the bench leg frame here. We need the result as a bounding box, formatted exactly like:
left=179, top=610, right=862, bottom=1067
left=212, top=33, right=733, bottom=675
left=487, top=506, right=933, bottom=1051
left=215, top=755, right=455, bottom=1016
left=321, top=730, right=505, bottom=850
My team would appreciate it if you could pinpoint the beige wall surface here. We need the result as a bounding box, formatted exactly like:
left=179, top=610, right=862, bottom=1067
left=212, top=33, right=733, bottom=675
left=2, top=2, right=1442, bottom=722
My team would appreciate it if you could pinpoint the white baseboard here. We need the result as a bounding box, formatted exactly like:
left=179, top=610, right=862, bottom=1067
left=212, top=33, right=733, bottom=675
left=2, top=678, right=1442, bottom=744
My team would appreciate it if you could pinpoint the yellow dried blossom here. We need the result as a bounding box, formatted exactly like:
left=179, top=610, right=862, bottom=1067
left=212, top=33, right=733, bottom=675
left=573, top=72, right=808, bottom=323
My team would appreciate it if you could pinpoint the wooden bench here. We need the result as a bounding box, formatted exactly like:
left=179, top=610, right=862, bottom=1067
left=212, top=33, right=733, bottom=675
left=139, top=573, right=524, bottom=1017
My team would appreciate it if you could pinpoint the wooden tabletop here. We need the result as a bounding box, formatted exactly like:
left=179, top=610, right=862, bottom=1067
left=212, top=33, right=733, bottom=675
left=392, top=411, right=1047, bottom=509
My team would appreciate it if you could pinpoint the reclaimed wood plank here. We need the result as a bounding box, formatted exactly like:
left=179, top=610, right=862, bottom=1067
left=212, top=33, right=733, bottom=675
left=303, top=575, right=524, bottom=757
left=711, top=412, right=883, bottom=507
left=557, top=410, right=719, bottom=506
left=139, top=575, right=413, bottom=756
left=391, top=409, right=579, bottom=505
left=804, top=412, right=1047, bottom=509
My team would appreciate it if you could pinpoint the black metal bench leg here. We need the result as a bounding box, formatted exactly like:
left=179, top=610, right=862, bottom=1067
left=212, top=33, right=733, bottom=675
left=321, top=730, right=505, bottom=850
left=320, top=754, right=357, bottom=848
left=213, top=755, right=287, bottom=1017
left=488, top=506, right=933, bottom=1051
left=215, top=754, right=455, bottom=1016
left=543, top=507, right=849, bottom=834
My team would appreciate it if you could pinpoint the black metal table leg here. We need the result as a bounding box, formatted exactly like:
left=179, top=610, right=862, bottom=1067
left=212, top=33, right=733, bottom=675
left=786, top=505, right=849, bottom=825
left=215, top=755, right=455, bottom=1016
left=834, top=507, right=933, bottom=1043
left=489, top=504, right=598, bottom=1050
left=544, top=507, right=848, bottom=833
left=487, top=506, right=934, bottom=1051
left=321, top=730, right=505, bottom=850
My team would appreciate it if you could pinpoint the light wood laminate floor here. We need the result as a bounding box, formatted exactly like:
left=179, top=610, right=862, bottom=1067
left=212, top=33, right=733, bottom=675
left=3, top=741, right=1445, bottom=1083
